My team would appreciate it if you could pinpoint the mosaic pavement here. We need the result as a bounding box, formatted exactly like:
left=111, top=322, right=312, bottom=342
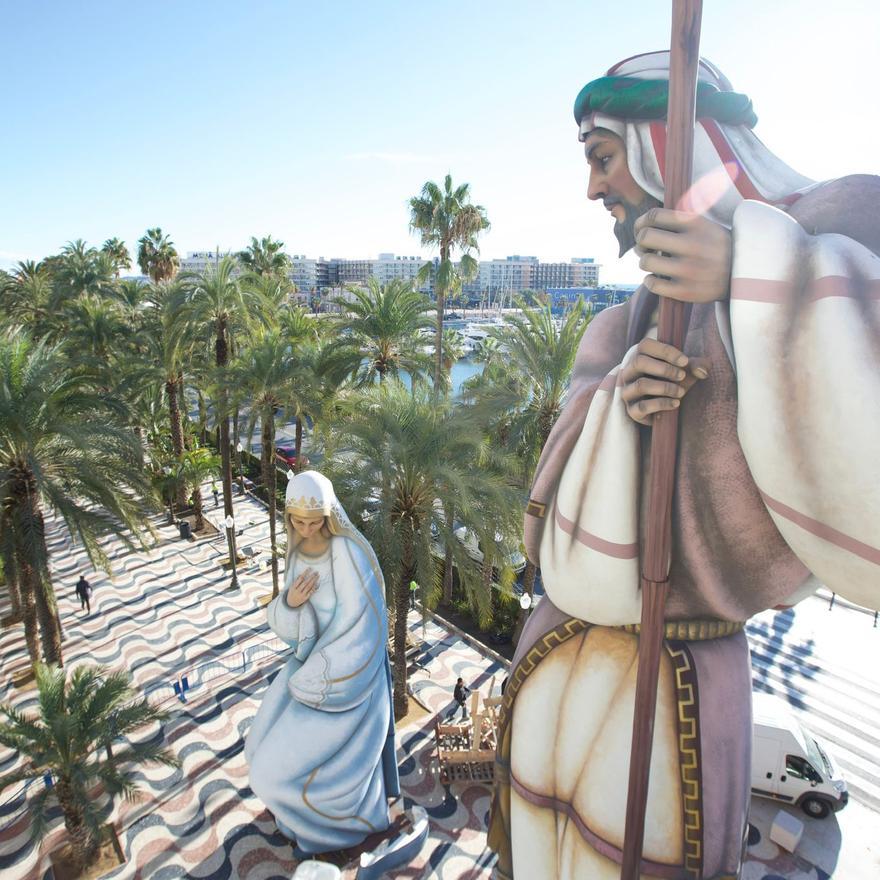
left=0, top=488, right=876, bottom=878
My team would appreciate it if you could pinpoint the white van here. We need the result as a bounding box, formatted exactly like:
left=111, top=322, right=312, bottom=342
left=750, top=693, right=848, bottom=818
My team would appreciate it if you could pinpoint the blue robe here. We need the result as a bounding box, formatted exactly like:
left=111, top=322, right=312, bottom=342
left=245, top=536, right=399, bottom=854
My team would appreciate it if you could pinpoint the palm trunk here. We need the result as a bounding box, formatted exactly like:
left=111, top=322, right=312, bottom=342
left=166, top=378, right=187, bottom=509
left=262, top=412, right=280, bottom=598
left=442, top=503, right=454, bottom=605
left=294, top=417, right=303, bottom=473
left=177, top=373, right=189, bottom=449
left=481, top=556, right=494, bottom=627
left=34, top=511, right=62, bottom=664
left=191, top=485, right=205, bottom=532
left=233, top=408, right=243, bottom=490
left=216, top=326, right=238, bottom=585
left=4, top=557, right=22, bottom=620
left=432, top=240, right=451, bottom=393
left=442, top=546, right=454, bottom=605
left=393, top=539, right=416, bottom=720
left=197, top=389, right=208, bottom=445
left=56, top=780, right=98, bottom=871
left=34, top=576, right=62, bottom=665
left=12, top=471, right=62, bottom=666
left=16, top=551, right=40, bottom=667
left=433, top=258, right=446, bottom=394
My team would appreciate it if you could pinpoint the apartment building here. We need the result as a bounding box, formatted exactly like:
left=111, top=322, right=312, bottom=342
left=180, top=250, right=601, bottom=298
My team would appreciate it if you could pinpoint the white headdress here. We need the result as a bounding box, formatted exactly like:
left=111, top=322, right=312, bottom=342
left=577, top=51, right=816, bottom=226
left=283, top=470, right=384, bottom=587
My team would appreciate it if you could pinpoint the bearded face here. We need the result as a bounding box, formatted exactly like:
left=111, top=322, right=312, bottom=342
left=582, top=128, right=661, bottom=256
left=609, top=192, right=663, bottom=257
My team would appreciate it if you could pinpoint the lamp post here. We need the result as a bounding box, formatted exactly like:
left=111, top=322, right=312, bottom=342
left=236, top=441, right=245, bottom=494
left=225, top=514, right=239, bottom=590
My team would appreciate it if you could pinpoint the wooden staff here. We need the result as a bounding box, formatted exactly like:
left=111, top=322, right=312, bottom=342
left=620, top=1, right=704, bottom=878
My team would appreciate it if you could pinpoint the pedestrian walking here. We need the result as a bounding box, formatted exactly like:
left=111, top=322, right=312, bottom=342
left=409, top=579, right=418, bottom=610
left=74, top=575, right=92, bottom=614
left=212, top=483, right=219, bottom=507
left=447, top=677, right=470, bottom=722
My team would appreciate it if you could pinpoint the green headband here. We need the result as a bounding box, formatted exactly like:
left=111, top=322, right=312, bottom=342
left=573, top=76, right=758, bottom=128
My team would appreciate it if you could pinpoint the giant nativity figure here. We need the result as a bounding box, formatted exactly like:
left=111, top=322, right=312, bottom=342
left=489, top=50, right=880, bottom=880
left=246, top=470, right=399, bottom=858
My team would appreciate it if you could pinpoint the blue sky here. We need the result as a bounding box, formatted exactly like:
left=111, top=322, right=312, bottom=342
left=1, top=1, right=877, bottom=282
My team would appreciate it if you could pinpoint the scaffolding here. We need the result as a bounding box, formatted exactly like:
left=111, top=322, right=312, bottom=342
left=433, top=678, right=502, bottom=784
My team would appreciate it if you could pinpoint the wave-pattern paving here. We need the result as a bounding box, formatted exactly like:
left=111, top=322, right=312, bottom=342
left=1, top=486, right=813, bottom=878
left=0, top=489, right=504, bottom=879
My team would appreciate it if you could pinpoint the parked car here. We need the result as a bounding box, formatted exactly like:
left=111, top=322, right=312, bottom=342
left=433, top=525, right=526, bottom=576
left=750, top=692, right=848, bottom=818
left=275, top=445, right=308, bottom=470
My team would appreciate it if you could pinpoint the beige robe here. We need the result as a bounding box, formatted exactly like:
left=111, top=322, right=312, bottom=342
left=489, top=177, right=880, bottom=880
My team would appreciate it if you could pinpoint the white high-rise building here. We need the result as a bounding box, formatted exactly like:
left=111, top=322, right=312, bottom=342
left=180, top=250, right=600, bottom=298
left=179, top=250, right=233, bottom=274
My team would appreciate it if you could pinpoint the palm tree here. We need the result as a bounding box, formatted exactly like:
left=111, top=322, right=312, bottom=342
left=494, top=302, right=591, bottom=483
left=325, top=383, right=518, bottom=718
left=178, top=446, right=221, bottom=532
left=0, top=663, right=179, bottom=873
left=101, top=238, right=131, bottom=277
left=286, top=334, right=355, bottom=468
left=56, top=240, right=111, bottom=298
left=331, top=278, right=433, bottom=384
left=130, top=282, right=192, bottom=508
left=409, top=174, right=490, bottom=391
left=474, top=302, right=591, bottom=640
left=230, top=328, right=300, bottom=597
left=0, top=261, right=53, bottom=329
left=181, top=257, right=272, bottom=584
left=242, top=269, right=296, bottom=315
left=61, top=295, right=131, bottom=372
left=137, top=227, right=180, bottom=285
left=0, top=329, right=154, bottom=668
left=238, top=235, right=292, bottom=277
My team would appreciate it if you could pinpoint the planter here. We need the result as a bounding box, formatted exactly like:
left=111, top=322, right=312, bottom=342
left=48, top=824, right=126, bottom=880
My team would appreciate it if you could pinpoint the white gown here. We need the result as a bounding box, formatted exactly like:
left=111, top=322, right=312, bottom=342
left=245, top=537, right=398, bottom=854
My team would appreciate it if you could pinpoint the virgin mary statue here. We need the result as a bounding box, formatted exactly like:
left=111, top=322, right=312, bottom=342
left=245, top=471, right=399, bottom=856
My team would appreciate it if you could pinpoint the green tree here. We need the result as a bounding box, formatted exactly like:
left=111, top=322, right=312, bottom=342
left=331, top=278, right=433, bottom=384
left=409, top=174, right=490, bottom=392
left=238, top=235, right=292, bottom=277
left=286, top=334, right=355, bottom=468
left=0, top=329, right=153, bottom=668
left=230, top=328, right=301, bottom=597
left=242, top=269, right=296, bottom=315
left=53, top=240, right=115, bottom=306
left=0, top=663, right=179, bottom=873
left=62, top=295, right=131, bottom=377
left=178, top=446, right=221, bottom=532
left=101, top=238, right=131, bottom=277
left=0, top=261, right=53, bottom=329
left=181, top=256, right=271, bottom=585
left=325, top=383, right=518, bottom=718
left=137, top=227, right=180, bottom=285
left=127, top=282, right=192, bottom=508
left=471, top=302, right=591, bottom=639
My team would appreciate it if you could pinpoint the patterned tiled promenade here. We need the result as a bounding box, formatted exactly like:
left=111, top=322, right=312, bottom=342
left=1, top=487, right=877, bottom=878
left=0, top=489, right=502, bottom=880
